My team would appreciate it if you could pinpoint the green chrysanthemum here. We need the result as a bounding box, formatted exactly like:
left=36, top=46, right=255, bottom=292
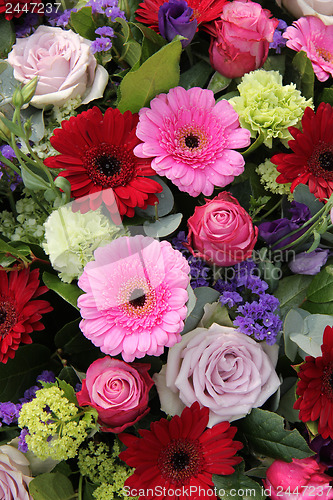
left=229, top=70, right=313, bottom=148
left=256, top=158, right=293, bottom=200
left=18, top=386, right=97, bottom=461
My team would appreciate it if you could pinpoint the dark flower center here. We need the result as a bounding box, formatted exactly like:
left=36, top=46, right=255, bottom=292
left=95, top=155, right=121, bottom=177
left=322, top=363, right=333, bottom=400
left=308, top=143, right=333, bottom=181
left=0, top=299, right=17, bottom=338
left=129, top=288, right=146, bottom=308
left=83, top=143, right=136, bottom=188
left=158, top=438, right=205, bottom=485
left=185, top=134, right=199, bottom=149
left=319, top=152, right=333, bottom=172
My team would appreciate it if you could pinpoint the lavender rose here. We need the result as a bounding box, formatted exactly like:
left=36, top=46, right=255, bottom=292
left=76, top=357, right=154, bottom=433
left=0, top=445, right=32, bottom=499
left=154, top=323, right=280, bottom=426
left=7, top=26, right=108, bottom=109
left=158, top=0, right=197, bottom=48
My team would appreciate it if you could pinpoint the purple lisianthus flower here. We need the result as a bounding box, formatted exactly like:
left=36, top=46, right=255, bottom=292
left=158, top=0, right=197, bottom=48
left=258, top=201, right=311, bottom=250
left=310, top=435, right=333, bottom=469
left=289, top=248, right=329, bottom=275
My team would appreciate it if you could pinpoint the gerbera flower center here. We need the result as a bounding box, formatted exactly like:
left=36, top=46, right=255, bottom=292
left=118, top=277, right=156, bottom=317
left=83, top=144, right=135, bottom=188
left=129, top=288, right=146, bottom=308
left=185, top=134, right=199, bottom=149
left=316, top=46, right=333, bottom=63
left=158, top=438, right=205, bottom=485
left=308, top=143, right=333, bottom=180
left=322, top=363, right=333, bottom=400
left=0, top=299, right=17, bottom=338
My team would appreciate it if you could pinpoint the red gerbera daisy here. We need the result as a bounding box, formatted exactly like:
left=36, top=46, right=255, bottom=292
left=0, top=0, right=35, bottom=19
left=135, top=0, right=227, bottom=31
left=119, top=402, right=243, bottom=500
left=0, top=267, right=53, bottom=364
left=273, top=102, right=333, bottom=201
left=294, top=325, right=333, bottom=439
left=44, top=107, right=162, bottom=219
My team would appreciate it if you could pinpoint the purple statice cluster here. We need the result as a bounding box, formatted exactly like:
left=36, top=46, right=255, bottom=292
left=269, top=19, right=288, bottom=54
left=15, top=12, right=40, bottom=37
left=91, top=26, right=116, bottom=54
left=214, top=260, right=282, bottom=345
left=0, top=145, right=22, bottom=192
left=172, top=231, right=211, bottom=288
left=86, top=0, right=126, bottom=20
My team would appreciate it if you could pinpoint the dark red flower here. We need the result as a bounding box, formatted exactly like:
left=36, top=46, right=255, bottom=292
left=119, top=402, right=243, bottom=500
left=44, top=107, right=162, bottom=220
left=273, top=102, right=333, bottom=201
left=0, top=268, right=53, bottom=364
left=0, top=0, right=35, bottom=19
left=294, top=325, right=333, bottom=439
left=135, top=0, right=227, bottom=32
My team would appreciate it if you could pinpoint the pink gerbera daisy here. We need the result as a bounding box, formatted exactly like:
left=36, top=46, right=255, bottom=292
left=77, top=235, right=190, bottom=362
left=283, top=16, right=333, bottom=82
left=134, top=86, right=251, bottom=197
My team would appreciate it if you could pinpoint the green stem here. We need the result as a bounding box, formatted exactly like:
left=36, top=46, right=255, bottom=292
left=242, top=131, right=265, bottom=157
left=0, top=153, right=22, bottom=177
left=78, top=475, right=83, bottom=500
left=255, top=197, right=283, bottom=222
left=7, top=190, right=17, bottom=218
left=28, top=190, right=50, bottom=217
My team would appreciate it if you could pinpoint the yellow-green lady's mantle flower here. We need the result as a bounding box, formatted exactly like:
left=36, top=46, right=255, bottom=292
left=229, top=69, right=313, bottom=148
left=18, top=386, right=98, bottom=461
left=256, top=158, right=293, bottom=200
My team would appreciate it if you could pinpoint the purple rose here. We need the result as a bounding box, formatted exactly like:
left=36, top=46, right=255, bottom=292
left=289, top=248, right=329, bottom=275
left=158, top=0, right=197, bottom=48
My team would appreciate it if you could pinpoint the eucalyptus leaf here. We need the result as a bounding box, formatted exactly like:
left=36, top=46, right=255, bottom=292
left=117, top=38, right=182, bottom=113
left=29, top=472, right=75, bottom=500
left=0, top=60, right=19, bottom=103
left=283, top=308, right=310, bottom=361
left=143, top=213, right=182, bottom=237
left=293, top=184, right=323, bottom=216
left=237, top=408, right=313, bottom=462
left=136, top=177, right=174, bottom=218
left=182, top=287, right=220, bottom=335
left=20, top=107, right=45, bottom=143
left=43, top=272, right=83, bottom=310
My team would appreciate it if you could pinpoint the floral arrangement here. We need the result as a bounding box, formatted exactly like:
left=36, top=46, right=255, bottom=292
left=1, top=0, right=333, bottom=498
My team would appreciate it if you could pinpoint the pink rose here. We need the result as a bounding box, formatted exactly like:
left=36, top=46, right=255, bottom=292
left=76, top=357, right=154, bottom=433
left=208, top=0, right=278, bottom=79
left=184, top=191, right=258, bottom=267
left=0, top=445, right=32, bottom=499
left=263, top=457, right=333, bottom=500
left=7, top=26, right=108, bottom=109
left=154, top=323, right=280, bottom=426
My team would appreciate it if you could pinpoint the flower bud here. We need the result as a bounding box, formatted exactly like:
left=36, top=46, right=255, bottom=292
left=0, top=113, right=11, bottom=141
left=21, top=76, right=38, bottom=104
left=12, top=86, right=24, bottom=109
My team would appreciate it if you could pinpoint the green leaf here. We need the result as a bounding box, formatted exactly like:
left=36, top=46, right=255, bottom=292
left=293, top=184, right=323, bottom=216
left=302, top=300, right=333, bottom=315
left=21, top=164, right=50, bottom=191
left=213, top=466, right=265, bottom=500
left=179, top=61, right=213, bottom=90
left=29, top=472, right=75, bottom=500
left=292, top=50, right=315, bottom=99
left=0, top=344, right=51, bottom=402
left=237, top=408, right=313, bottom=462
left=43, top=272, right=83, bottom=310
left=55, top=318, right=98, bottom=354
left=319, top=87, right=333, bottom=106
left=117, top=38, right=182, bottom=113
left=277, top=380, right=300, bottom=423
left=0, top=113, right=22, bottom=137
left=207, top=71, right=232, bottom=94
left=306, top=265, right=333, bottom=303
left=0, top=238, right=31, bottom=260
left=143, top=213, right=182, bottom=237
left=0, top=19, right=15, bottom=59
left=114, top=17, right=141, bottom=68
left=263, top=54, right=286, bottom=74
left=20, top=107, right=45, bottom=143
left=182, top=287, right=220, bottom=335
left=70, top=7, right=96, bottom=40
left=200, top=303, right=234, bottom=329
left=274, top=275, right=313, bottom=319
left=136, top=177, right=173, bottom=218
left=57, top=378, right=78, bottom=405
